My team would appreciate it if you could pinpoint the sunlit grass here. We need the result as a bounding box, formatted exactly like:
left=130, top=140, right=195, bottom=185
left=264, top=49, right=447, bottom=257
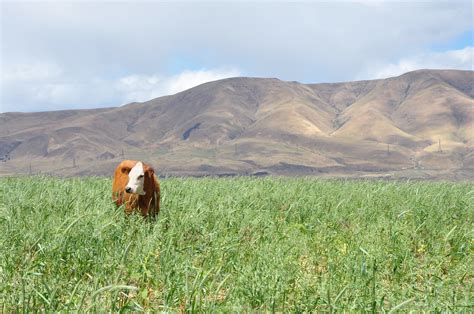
left=0, top=176, right=472, bottom=311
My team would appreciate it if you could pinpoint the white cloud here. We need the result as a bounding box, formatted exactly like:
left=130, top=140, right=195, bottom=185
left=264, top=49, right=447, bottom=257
left=164, top=68, right=241, bottom=95
left=115, top=68, right=241, bottom=104
left=364, top=47, right=473, bottom=79
left=2, top=61, right=63, bottom=82
left=1, top=67, right=241, bottom=112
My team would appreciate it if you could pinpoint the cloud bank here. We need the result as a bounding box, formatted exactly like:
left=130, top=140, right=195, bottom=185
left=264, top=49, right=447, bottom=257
left=116, top=68, right=242, bottom=104
left=363, top=47, right=473, bottom=79
left=1, top=1, right=472, bottom=112
left=2, top=66, right=241, bottom=112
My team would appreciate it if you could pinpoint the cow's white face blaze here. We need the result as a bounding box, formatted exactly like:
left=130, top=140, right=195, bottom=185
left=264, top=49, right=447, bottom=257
left=125, top=162, right=146, bottom=195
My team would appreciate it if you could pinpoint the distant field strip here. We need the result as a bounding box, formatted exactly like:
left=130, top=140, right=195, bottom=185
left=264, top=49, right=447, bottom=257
left=0, top=177, right=472, bottom=311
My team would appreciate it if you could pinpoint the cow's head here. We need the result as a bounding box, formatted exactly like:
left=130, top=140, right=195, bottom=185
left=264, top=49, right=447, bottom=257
left=124, top=161, right=146, bottom=195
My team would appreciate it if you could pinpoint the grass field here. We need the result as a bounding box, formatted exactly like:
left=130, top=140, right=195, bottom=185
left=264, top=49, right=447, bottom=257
left=0, top=176, right=472, bottom=312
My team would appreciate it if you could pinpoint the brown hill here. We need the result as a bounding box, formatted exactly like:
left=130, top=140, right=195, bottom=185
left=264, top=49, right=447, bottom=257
left=1, top=69, right=473, bottom=179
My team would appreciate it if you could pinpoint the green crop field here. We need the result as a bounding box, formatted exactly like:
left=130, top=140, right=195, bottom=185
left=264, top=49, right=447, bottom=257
left=0, top=176, right=472, bottom=312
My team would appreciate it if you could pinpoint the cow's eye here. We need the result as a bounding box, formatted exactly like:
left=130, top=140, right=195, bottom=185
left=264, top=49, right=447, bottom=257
left=138, top=174, right=144, bottom=179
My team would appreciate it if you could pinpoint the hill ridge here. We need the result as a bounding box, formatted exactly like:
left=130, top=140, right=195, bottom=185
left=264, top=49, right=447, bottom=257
left=1, top=69, right=473, bottom=179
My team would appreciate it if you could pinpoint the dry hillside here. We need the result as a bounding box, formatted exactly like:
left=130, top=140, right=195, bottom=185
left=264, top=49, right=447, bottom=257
left=1, top=69, right=473, bottom=179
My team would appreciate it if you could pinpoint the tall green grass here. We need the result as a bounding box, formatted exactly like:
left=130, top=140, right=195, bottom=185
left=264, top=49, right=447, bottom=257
left=0, top=176, right=472, bottom=311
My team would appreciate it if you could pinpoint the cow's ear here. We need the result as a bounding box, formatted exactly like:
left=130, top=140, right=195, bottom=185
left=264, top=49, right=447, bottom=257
left=121, top=167, right=131, bottom=174
left=144, top=165, right=154, bottom=176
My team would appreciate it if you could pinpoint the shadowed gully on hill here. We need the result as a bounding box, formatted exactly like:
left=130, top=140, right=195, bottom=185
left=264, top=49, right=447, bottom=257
left=0, top=69, right=473, bottom=178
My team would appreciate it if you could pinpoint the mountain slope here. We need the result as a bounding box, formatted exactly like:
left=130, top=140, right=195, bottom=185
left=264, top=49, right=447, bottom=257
left=1, top=69, right=473, bottom=179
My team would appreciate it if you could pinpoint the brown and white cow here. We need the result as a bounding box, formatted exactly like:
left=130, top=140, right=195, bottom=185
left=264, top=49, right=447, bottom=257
left=112, top=160, right=160, bottom=218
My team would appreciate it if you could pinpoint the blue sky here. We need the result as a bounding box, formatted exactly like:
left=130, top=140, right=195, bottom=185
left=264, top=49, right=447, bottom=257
left=1, top=0, right=472, bottom=112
